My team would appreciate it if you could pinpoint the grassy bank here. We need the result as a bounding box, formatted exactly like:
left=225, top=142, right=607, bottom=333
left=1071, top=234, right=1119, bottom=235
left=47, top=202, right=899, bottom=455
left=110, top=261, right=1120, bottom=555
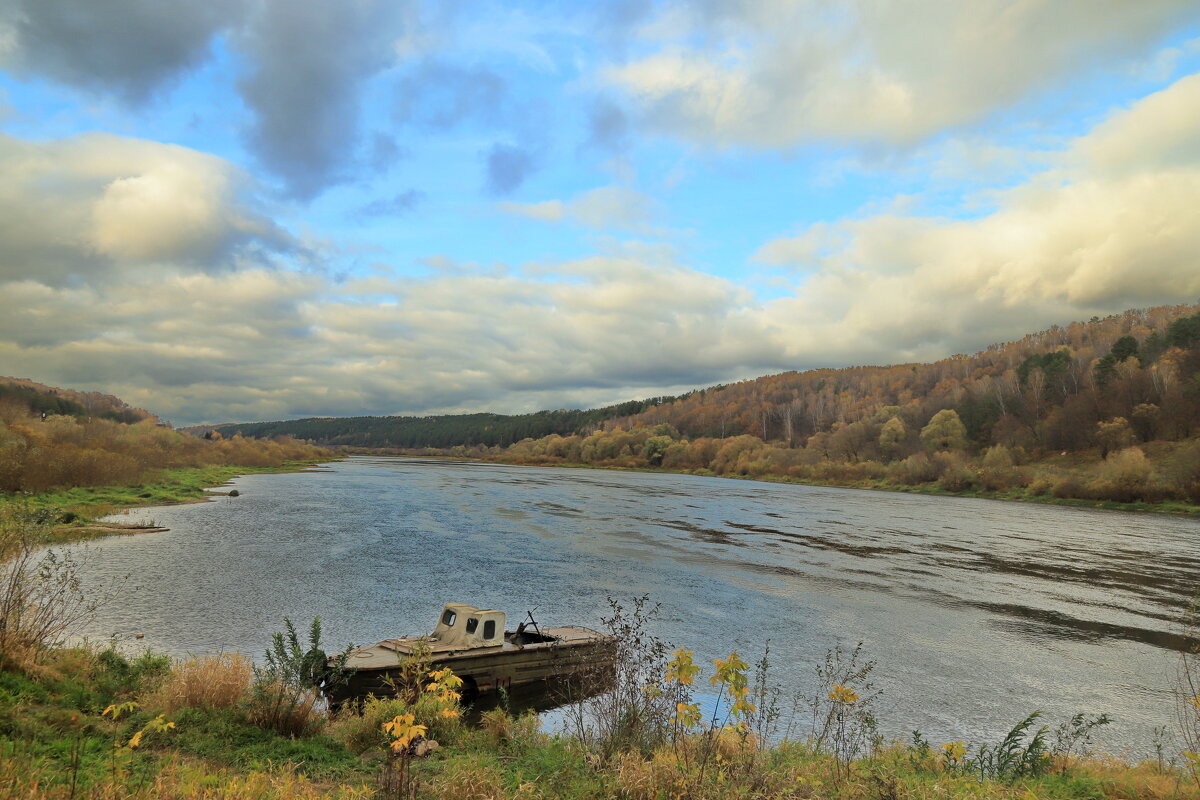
left=2, top=501, right=1197, bottom=800
left=354, top=448, right=1200, bottom=516
left=3, top=461, right=333, bottom=544
left=1, top=643, right=1197, bottom=800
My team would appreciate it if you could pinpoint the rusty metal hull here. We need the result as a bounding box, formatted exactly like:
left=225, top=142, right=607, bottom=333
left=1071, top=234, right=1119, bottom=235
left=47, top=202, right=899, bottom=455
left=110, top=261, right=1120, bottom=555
left=330, top=625, right=615, bottom=705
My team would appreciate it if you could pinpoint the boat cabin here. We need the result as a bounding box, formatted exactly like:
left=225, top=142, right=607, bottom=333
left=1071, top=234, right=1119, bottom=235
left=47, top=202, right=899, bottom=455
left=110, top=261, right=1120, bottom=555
left=431, top=603, right=505, bottom=649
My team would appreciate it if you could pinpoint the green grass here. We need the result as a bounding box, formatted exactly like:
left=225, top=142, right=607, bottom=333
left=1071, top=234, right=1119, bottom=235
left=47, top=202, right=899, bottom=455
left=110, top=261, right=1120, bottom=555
left=1, top=460, right=332, bottom=543
left=499, top=459, right=1200, bottom=516
left=1, top=647, right=1196, bottom=799
left=0, top=648, right=368, bottom=795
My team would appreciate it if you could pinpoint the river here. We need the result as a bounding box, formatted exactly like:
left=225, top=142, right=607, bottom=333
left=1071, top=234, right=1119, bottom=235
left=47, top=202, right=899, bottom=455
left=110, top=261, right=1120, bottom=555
left=75, top=456, right=1199, bottom=756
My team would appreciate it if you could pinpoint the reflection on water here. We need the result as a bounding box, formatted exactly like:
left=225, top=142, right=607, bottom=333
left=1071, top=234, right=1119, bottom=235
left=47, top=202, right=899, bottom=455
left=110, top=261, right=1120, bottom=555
left=73, top=456, right=1200, bottom=755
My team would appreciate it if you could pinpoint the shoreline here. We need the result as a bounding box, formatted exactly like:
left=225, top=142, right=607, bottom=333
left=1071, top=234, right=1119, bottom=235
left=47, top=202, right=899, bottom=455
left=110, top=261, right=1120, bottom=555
left=7, top=459, right=337, bottom=545
left=342, top=451, right=1200, bottom=517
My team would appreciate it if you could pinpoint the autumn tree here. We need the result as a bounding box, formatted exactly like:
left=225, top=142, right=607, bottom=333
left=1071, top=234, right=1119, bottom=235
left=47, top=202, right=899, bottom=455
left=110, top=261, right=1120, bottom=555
left=878, top=417, right=907, bottom=461
left=1096, top=417, right=1135, bottom=459
left=920, top=409, right=968, bottom=452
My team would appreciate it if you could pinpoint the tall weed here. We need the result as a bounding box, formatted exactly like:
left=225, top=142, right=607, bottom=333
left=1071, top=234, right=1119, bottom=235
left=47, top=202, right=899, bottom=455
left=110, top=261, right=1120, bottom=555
left=0, top=508, right=101, bottom=670
left=247, top=617, right=351, bottom=737
left=560, top=595, right=673, bottom=759
left=152, top=653, right=251, bottom=713
left=971, top=711, right=1050, bottom=781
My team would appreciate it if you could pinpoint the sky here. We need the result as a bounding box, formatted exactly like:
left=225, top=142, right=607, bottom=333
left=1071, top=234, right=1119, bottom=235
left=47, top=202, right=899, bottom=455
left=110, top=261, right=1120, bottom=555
left=1, top=1, right=1200, bottom=426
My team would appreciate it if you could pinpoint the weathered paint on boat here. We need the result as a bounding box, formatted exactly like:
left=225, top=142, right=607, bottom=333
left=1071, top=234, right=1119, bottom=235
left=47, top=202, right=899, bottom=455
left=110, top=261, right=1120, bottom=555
left=328, top=603, right=615, bottom=704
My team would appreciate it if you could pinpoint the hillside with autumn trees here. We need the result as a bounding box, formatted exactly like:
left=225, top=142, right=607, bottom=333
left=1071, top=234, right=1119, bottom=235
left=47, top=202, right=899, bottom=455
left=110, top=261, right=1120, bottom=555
left=209, top=303, right=1200, bottom=508
left=0, top=376, right=332, bottom=496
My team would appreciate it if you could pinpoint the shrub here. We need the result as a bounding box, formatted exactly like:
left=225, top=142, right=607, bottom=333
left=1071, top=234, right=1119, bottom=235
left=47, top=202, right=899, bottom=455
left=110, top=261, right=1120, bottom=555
left=981, top=445, right=1014, bottom=469
left=888, top=453, right=939, bottom=485
left=246, top=618, right=351, bottom=737
left=0, top=508, right=98, bottom=670
left=1027, top=476, right=1054, bottom=496
left=1051, top=477, right=1085, bottom=499
left=1087, top=447, right=1154, bottom=502
left=937, top=458, right=978, bottom=493
left=978, top=466, right=1016, bottom=492
left=1166, top=440, right=1200, bottom=503
left=332, top=695, right=410, bottom=754
left=153, top=653, right=251, bottom=713
left=479, top=707, right=542, bottom=750
left=247, top=680, right=324, bottom=738
left=560, top=595, right=673, bottom=760
left=331, top=663, right=464, bottom=753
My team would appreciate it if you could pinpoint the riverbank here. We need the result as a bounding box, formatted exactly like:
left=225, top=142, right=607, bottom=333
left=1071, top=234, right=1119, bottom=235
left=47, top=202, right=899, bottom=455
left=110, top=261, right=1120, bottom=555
left=1, top=644, right=1196, bottom=800
left=344, top=448, right=1200, bottom=516
left=3, top=460, right=335, bottom=544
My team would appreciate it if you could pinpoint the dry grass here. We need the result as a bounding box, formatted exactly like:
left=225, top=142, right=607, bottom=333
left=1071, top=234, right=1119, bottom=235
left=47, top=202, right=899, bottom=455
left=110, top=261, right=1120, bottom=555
left=246, top=680, right=325, bottom=737
left=149, top=652, right=252, bottom=713
left=0, top=755, right=373, bottom=800
left=478, top=708, right=542, bottom=748
left=429, top=758, right=517, bottom=800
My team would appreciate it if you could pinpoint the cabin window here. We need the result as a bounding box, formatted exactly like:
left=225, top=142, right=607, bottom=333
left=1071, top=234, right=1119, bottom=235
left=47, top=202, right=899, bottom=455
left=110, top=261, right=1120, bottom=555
left=442, top=609, right=457, bottom=627
left=465, top=617, right=478, bottom=634
left=483, top=620, right=496, bottom=639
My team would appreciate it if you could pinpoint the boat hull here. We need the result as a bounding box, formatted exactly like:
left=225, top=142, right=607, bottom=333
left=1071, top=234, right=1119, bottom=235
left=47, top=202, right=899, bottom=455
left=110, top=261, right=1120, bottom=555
left=327, top=626, right=615, bottom=706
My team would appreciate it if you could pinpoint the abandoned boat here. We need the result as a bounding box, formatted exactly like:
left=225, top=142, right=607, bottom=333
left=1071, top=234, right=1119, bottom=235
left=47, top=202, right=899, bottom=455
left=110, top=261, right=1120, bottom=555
left=327, top=603, right=616, bottom=705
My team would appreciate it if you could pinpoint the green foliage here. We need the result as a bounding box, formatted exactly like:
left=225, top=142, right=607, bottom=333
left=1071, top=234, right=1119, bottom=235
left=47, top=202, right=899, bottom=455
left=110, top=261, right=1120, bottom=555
left=1018, top=348, right=1071, bottom=386
left=1111, top=336, right=1139, bottom=363
left=260, top=617, right=346, bottom=691
left=1052, top=712, right=1111, bottom=773
left=214, top=395, right=686, bottom=449
left=920, top=409, right=969, bottom=452
left=642, top=435, right=673, bottom=466
left=1167, top=312, right=1200, bottom=349
left=972, top=711, right=1050, bottom=782
left=248, top=617, right=353, bottom=737
left=878, top=416, right=906, bottom=459
left=1094, top=353, right=1118, bottom=389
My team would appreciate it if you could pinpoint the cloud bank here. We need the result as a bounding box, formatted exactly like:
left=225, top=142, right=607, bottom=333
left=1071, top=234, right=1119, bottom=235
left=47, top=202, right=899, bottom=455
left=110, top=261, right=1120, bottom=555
left=2, top=70, right=1199, bottom=425
left=607, top=0, right=1200, bottom=147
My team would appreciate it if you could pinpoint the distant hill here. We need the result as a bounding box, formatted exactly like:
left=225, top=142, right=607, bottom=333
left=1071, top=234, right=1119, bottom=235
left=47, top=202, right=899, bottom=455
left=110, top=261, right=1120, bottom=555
left=203, top=303, right=1200, bottom=458
left=0, top=377, right=155, bottom=425
left=599, top=303, right=1200, bottom=451
left=0, top=378, right=329, bottom=495
left=201, top=397, right=684, bottom=449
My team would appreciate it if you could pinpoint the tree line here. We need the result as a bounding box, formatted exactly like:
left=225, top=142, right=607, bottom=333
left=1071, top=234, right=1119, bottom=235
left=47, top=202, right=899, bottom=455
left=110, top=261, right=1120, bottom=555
left=475, top=305, right=1200, bottom=504
left=0, top=385, right=330, bottom=494
left=207, top=395, right=685, bottom=449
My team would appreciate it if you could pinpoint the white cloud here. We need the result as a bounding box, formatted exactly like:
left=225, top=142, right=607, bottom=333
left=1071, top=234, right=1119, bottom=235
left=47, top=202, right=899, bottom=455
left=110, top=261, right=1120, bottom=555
left=754, top=72, right=1200, bottom=360
left=606, top=0, right=1200, bottom=148
left=499, top=199, right=564, bottom=222
left=0, top=133, right=289, bottom=284
left=499, top=186, right=657, bottom=231
left=6, top=72, right=1200, bottom=426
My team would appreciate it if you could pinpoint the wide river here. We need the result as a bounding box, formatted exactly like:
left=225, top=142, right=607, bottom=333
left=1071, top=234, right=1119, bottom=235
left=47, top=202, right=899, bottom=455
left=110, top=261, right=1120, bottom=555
left=76, top=456, right=1198, bottom=755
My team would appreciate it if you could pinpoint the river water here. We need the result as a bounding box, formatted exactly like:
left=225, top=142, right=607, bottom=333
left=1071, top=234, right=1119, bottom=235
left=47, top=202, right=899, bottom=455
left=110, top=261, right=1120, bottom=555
left=76, top=456, right=1199, bottom=755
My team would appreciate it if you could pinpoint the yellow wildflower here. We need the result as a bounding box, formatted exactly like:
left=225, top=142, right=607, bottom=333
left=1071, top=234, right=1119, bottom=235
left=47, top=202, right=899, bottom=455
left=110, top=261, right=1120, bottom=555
left=941, top=741, right=967, bottom=763
left=827, top=684, right=859, bottom=704
left=383, top=713, right=427, bottom=751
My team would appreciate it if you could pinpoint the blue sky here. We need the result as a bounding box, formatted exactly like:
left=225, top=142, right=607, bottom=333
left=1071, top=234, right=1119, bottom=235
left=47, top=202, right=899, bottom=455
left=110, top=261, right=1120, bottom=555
left=2, top=1, right=1200, bottom=425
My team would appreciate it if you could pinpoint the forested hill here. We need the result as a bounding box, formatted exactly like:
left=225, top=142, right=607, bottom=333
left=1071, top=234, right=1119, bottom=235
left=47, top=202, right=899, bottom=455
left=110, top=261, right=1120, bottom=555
left=0, top=376, right=154, bottom=425
left=600, top=303, right=1200, bottom=448
left=206, top=303, right=1200, bottom=461
left=203, top=396, right=684, bottom=448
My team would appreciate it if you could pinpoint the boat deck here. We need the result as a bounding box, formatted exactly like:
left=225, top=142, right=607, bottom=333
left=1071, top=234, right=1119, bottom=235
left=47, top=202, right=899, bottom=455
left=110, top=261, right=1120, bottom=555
left=346, top=626, right=603, bottom=671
